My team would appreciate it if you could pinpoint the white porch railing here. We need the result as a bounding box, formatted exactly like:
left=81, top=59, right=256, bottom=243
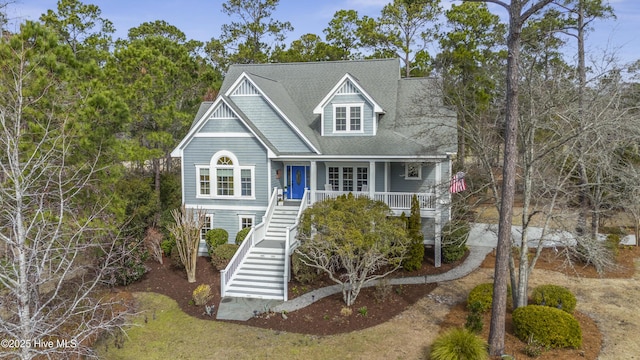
left=282, top=188, right=310, bottom=302
left=220, top=187, right=279, bottom=298
left=314, top=190, right=436, bottom=211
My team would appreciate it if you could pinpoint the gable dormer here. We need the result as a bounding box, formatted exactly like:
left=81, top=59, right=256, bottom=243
left=313, top=73, right=384, bottom=137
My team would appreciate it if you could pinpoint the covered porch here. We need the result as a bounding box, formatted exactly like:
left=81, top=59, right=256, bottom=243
left=273, top=158, right=449, bottom=216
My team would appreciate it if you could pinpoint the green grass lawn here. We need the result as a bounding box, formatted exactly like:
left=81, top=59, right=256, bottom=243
left=95, top=292, right=430, bottom=360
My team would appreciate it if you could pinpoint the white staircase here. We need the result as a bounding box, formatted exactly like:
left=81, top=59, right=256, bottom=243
left=223, top=205, right=298, bottom=300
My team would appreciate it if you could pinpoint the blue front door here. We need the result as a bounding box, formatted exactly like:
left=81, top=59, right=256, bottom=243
left=290, top=166, right=306, bottom=199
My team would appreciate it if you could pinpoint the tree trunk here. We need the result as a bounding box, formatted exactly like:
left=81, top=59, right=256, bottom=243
left=489, top=2, right=523, bottom=356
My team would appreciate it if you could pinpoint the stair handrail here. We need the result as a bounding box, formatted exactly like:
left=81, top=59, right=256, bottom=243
left=283, top=188, right=310, bottom=302
left=221, top=187, right=279, bottom=297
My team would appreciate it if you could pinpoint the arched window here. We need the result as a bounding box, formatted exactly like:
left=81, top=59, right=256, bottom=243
left=216, top=155, right=235, bottom=195
left=197, top=151, right=254, bottom=198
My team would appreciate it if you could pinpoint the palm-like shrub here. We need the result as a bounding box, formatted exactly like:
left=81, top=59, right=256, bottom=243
left=430, top=327, right=488, bottom=360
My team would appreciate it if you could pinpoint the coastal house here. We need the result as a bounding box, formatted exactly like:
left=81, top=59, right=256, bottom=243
left=171, top=59, right=457, bottom=300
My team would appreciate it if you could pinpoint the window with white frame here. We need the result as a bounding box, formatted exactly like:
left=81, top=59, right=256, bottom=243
left=197, top=151, right=255, bottom=198
left=198, top=168, right=210, bottom=195
left=327, top=166, right=368, bottom=191
left=201, top=214, right=213, bottom=241
left=405, top=163, right=422, bottom=180
left=239, top=215, right=254, bottom=230
left=333, top=104, right=363, bottom=132
left=216, top=156, right=234, bottom=196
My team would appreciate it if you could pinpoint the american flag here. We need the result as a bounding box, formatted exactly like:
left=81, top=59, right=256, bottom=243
left=450, top=172, right=467, bottom=193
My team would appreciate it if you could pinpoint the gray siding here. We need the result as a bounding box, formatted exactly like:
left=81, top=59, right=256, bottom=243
left=183, top=136, right=269, bottom=208
left=197, top=209, right=266, bottom=255
left=389, top=163, right=437, bottom=192
left=322, top=93, right=375, bottom=136
left=200, top=117, right=247, bottom=133
left=231, top=95, right=312, bottom=153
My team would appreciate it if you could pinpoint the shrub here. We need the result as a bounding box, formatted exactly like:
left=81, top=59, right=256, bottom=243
left=105, top=237, right=149, bottom=286
left=467, top=283, right=512, bottom=313
left=160, top=237, right=175, bottom=257
left=605, top=233, right=621, bottom=257
left=512, top=305, right=582, bottom=349
left=531, top=284, right=577, bottom=314
left=402, top=196, right=425, bottom=271
left=291, top=251, right=320, bottom=284
left=205, top=228, right=228, bottom=255
left=170, top=245, right=184, bottom=270
left=465, top=301, right=484, bottom=333
left=144, top=227, right=164, bottom=264
left=441, top=220, right=470, bottom=263
left=192, top=284, right=212, bottom=306
left=235, top=227, right=251, bottom=245
left=430, top=327, right=489, bottom=360
left=211, top=243, right=239, bottom=271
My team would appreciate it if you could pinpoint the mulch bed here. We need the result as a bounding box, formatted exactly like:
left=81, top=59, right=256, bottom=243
left=119, top=246, right=464, bottom=334
left=118, top=245, right=640, bottom=360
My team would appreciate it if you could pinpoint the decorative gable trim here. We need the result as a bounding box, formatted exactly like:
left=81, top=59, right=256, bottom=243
left=170, top=97, right=274, bottom=158
left=336, top=81, right=361, bottom=95
left=209, top=102, right=235, bottom=119
left=313, top=73, right=384, bottom=115
left=230, top=79, right=260, bottom=96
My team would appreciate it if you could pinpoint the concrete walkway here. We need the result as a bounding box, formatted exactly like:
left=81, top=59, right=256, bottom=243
left=216, top=243, right=494, bottom=321
left=216, top=222, right=637, bottom=321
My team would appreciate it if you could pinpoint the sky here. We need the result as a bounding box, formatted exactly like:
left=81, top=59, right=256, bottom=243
left=7, top=0, right=640, bottom=69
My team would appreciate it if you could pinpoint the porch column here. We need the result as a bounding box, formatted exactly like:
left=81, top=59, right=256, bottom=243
left=434, top=161, right=444, bottom=268
left=434, top=211, right=442, bottom=267
left=369, top=160, right=375, bottom=198
left=310, top=160, right=317, bottom=203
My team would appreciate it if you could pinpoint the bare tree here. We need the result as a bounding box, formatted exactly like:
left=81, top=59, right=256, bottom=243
left=167, top=206, right=205, bottom=283
left=0, top=22, right=132, bottom=359
left=295, top=195, right=409, bottom=306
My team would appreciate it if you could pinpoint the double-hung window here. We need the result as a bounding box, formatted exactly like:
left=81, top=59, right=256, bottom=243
left=201, top=214, right=213, bottom=242
left=333, top=104, right=363, bottom=133
left=199, top=168, right=210, bottom=195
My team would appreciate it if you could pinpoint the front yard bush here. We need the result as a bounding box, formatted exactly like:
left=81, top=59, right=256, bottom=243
left=441, top=220, right=469, bottom=263
left=467, top=282, right=512, bottom=313
left=430, top=327, right=488, bottom=360
left=211, top=243, right=239, bottom=271
left=531, top=284, right=577, bottom=314
left=291, top=251, right=320, bottom=284
left=105, top=237, right=149, bottom=286
left=205, top=228, right=228, bottom=255
left=235, top=227, right=251, bottom=245
left=192, top=284, right=212, bottom=306
left=512, top=305, right=582, bottom=349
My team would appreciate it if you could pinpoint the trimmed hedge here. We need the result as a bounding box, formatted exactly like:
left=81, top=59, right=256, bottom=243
left=210, top=243, right=239, bottom=271
left=512, top=305, right=582, bottom=349
left=235, top=227, right=251, bottom=245
left=430, top=327, right=489, bottom=360
left=531, top=284, right=577, bottom=314
left=205, top=228, right=228, bottom=255
left=467, top=282, right=512, bottom=313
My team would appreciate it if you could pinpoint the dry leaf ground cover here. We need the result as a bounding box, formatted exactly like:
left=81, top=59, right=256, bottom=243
left=98, top=244, right=640, bottom=359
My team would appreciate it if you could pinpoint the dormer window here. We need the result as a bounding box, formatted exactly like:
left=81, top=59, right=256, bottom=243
left=334, top=104, right=363, bottom=133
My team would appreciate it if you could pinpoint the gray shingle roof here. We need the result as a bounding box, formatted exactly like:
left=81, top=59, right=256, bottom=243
left=218, top=58, right=456, bottom=158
